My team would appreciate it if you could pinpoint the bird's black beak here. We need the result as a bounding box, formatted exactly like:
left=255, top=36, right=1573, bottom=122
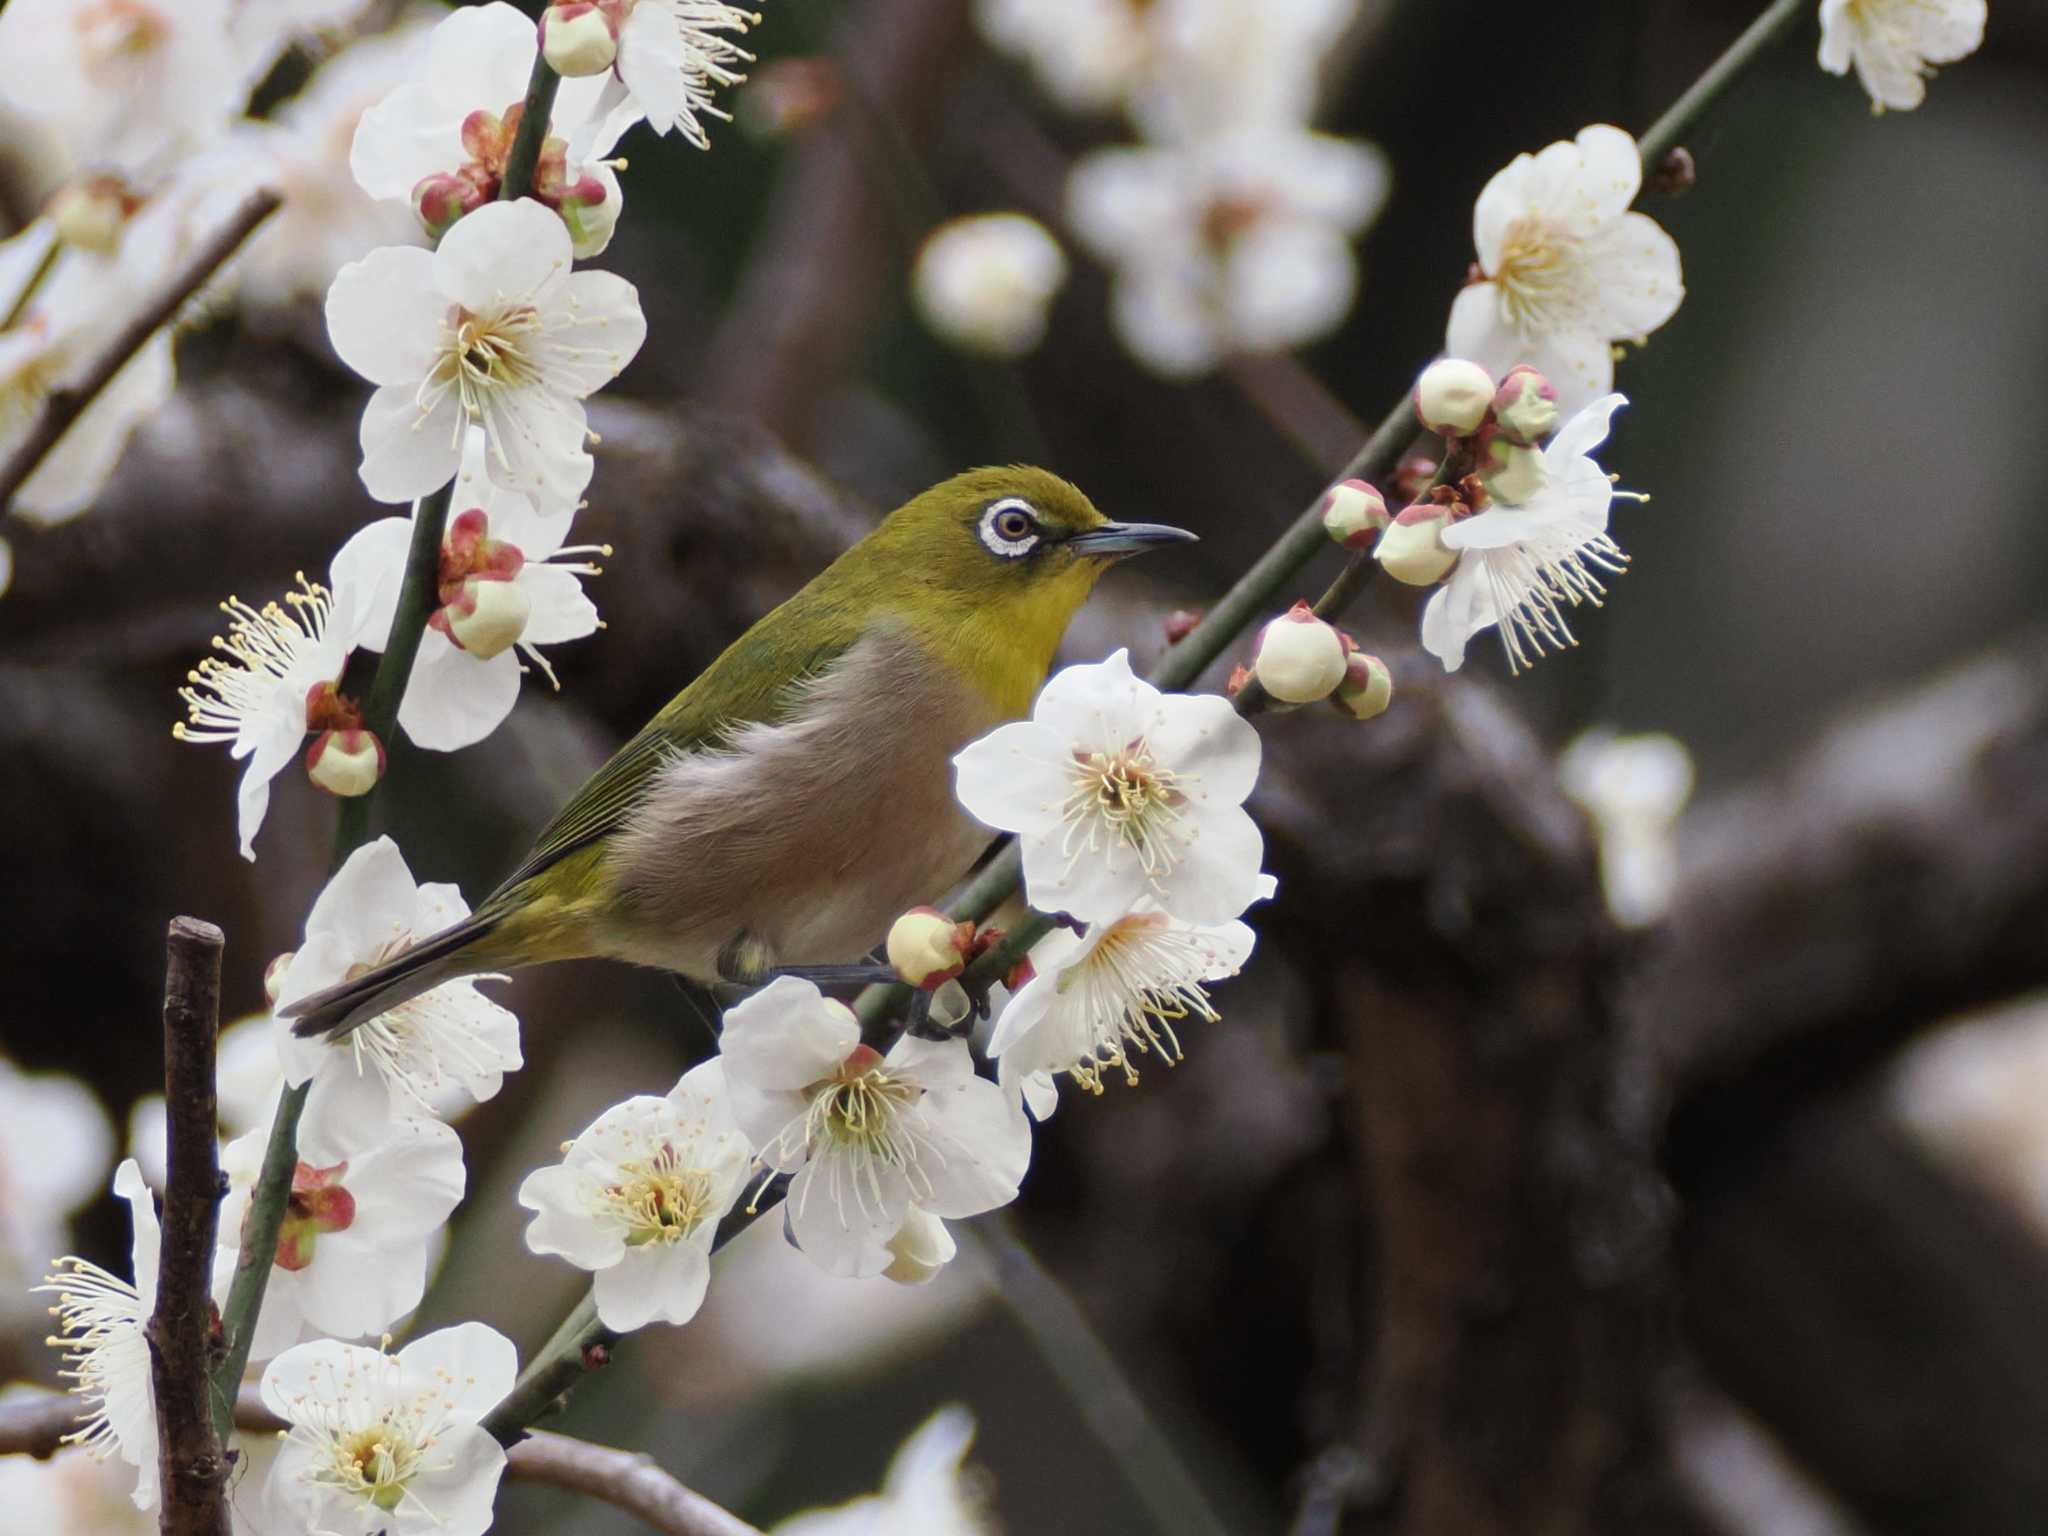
left=1065, top=521, right=1199, bottom=558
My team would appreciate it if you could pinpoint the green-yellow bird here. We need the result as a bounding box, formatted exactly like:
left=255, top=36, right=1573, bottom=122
left=285, top=466, right=1193, bottom=1040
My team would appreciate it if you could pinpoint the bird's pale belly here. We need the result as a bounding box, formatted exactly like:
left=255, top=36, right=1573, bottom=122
left=600, top=624, right=1006, bottom=978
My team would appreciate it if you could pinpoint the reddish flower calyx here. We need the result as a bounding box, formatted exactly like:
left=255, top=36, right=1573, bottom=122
left=270, top=1160, right=357, bottom=1271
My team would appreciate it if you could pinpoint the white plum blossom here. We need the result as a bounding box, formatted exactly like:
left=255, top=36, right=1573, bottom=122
left=1128, top=0, right=1360, bottom=143
left=0, top=223, right=176, bottom=527
left=350, top=3, right=625, bottom=254
left=1422, top=393, right=1635, bottom=674
left=324, top=196, right=646, bottom=506
left=773, top=1405, right=993, bottom=1536
left=1558, top=728, right=1695, bottom=928
left=35, top=1161, right=161, bottom=1511
left=954, top=648, right=1265, bottom=926
left=0, top=1057, right=113, bottom=1319
left=174, top=574, right=357, bottom=861
left=974, top=0, right=1156, bottom=115
left=719, top=977, right=1031, bottom=1279
left=331, top=428, right=606, bottom=751
left=273, top=836, right=523, bottom=1119
left=230, top=13, right=441, bottom=311
left=0, top=0, right=240, bottom=177
left=1446, top=125, right=1681, bottom=412
left=592, top=0, right=759, bottom=152
left=517, top=1060, right=751, bottom=1330
left=261, top=1323, right=515, bottom=1536
left=0, top=1433, right=157, bottom=1536
left=1818, top=0, right=1985, bottom=112
left=217, top=1095, right=467, bottom=1360
left=1067, top=126, right=1388, bottom=377
left=993, top=901, right=1259, bottom=1118
left=912, top=213, right=1069, bottom=359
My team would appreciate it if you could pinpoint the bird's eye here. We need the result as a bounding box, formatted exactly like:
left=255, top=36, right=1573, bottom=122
left=978, top=499, right=1041, bottom=559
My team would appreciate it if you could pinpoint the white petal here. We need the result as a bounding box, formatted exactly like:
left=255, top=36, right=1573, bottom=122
left=1143, top=691, right=1261, bottom=808
left=477, top=384, right=593, bottom=508
left=395, top=1320, right=519, bottom=1421
left=1223, top=218, right=1356, bottom=352
left=1157, top=804, right=1266, bottom=926
left=394, top=1423, right=506, bottom=1536
left=348, top=81, right=453, bottom=202
left=328, top=517, right=413, bottom=653
left=1111, top=260, right=1224, bottom=378
left=536, top=269, right=647, bottom=397
left=1019, top=831, right=1145, bottom=925
left=359, top=383, right=463, bottom=503
left=1584, top=212, right=1683, bottom=338
left=299, top=836, right=420, bottom=962
left=593, top=1243, right=711, bottom=1331
left=1544, top=393, right=1629, bottom=467
left=434, top=199, right=572, bottom=313
left=786, top=1157, right=905, bottom=1278
left=952, top=721, right=1073, bottom=837
left=721, top=978, right=858, bottom=1091
left=1420, top=563, right=1494, bottom=674
left=518, top=1164, right=629, bottom=1270
left=397, top=632, right=522, bottom=752
left=914, top=1078, right=1030, bottom=1219
left=517, top=565, right=600, bottom=646
left=324, top=246, right=444, bottom=385
left=1568, top=124, right=1643, bottom=229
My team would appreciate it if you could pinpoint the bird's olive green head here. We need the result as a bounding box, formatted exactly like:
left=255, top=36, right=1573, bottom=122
left=851, top=465, right=1195, bottom=714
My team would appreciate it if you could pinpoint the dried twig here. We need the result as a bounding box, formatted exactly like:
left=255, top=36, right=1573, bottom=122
left=0, top=189, right=281, bottom=512
left=147, top=917, right=233, bottom=1536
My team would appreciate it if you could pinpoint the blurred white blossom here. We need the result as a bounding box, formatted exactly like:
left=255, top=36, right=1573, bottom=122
left=174, top=575, right=357, bottom=860
left=720, top=977, right=1031, bottom=1279
left=1067, top=127, right=1387, bottom=377
left=231, top=12, right=441, bottom=310
left=0, top=1056, right=113, bottom=1318
left=1557, top=727, right=1694, bottom=928
left=0, top=1428, right=156, bottom=1535
left=324, top=197, right=645, bottom=506
left=1446, top=124, right=1681, bottom=412
left=975, top=0, right=1155, bottom=115
left=0, top=222, right=176, bottom=527
left=331, top=428, right=605, bottom=751
left=773, top=1405, right=993, bottom=1536
left=1128, top=0, right=1358, bottom=143
left=954, top=648, right=1265, bottom=926
left=1895, top=995, right=2048, bottom=1238
left=1421, top=393, right=1634, bottom=674
left=217, top=1094, right=466, bottom=1360
left=993, top=902, right=1259, bottom=1118
left=517, top=1060, right=750, bottom=1330
left=261, top=1323, right=515, bottom=1536
left=35, top=1161, right=161, bottom=1511
left=912, top=213, right=1069, bottom=359
left=273, top=835, right=523, bottom=1118
left=1818, top=0, right=1985, bottom=112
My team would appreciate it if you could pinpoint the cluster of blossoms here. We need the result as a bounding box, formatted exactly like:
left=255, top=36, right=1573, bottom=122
left=952, top=0, right=1388, bottom=376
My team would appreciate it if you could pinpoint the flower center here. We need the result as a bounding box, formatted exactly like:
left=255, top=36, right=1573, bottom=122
left=1056, top=913, right=1222, bottom=1092
left=605, top=1142, right=717, bottom=1247
left=1060, top=742, right=1186, bottom=885
left=422, top=305, right=543, bottom=429
left=175, top=577, right=340, bottom=748
left=804, top=1046, right=922, bottom=1164
left=320, top=1420, right=426, bottom=1513
left=75, top=0, right=169, bottom=73
left=1493, top=215, right=1586, bottom=337
left=331, top=949, right=508, bottom=1113
left=270, top=1160, right=357, bottom=1271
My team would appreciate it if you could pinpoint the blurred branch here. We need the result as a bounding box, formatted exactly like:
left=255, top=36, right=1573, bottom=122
left=0, top=188, right=280, bottom=515
left=148, top=916, right=234, bottom=1536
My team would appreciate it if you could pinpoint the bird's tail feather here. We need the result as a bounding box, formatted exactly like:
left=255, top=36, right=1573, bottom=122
left=280, top=914, right=498, bottom=1041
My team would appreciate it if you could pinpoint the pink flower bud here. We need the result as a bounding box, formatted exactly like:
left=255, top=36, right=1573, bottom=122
left=1491, top=364, right=1560, bottom=446
left=440, top=575, right=531, bottom=660
left=886, top=906, right=973, bottom=989
left=305, top=727, right=385, bottom=798
left=1251, top=601, right=1348, bottom=705
left=1318, top=478, right=1389, bottom=550
left=540, top=2, right=618, bottom=76
left=1332, top=651, right=1393, bottom=720
left=1413, top=358, right=1496, bottom=437
left=1374, top=504, right=1458, bottom=586
left=412, top=169, right=492, bottom=240
left=1163, top=608, right=1203, bottom=645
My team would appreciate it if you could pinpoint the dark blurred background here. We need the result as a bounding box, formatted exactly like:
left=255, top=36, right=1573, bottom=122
left=4, top=1, right=2047, bottom=1532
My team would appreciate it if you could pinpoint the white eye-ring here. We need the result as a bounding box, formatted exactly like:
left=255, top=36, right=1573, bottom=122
left=978, top=498, right=1041, bottom=559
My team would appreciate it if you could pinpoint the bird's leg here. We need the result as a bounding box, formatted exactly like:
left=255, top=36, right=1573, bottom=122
left=904, top=987, right=948, bottom=1042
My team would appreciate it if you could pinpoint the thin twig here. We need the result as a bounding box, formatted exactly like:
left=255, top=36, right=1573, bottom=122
left=148, top=917, right=233, bottom=1536
left=0, top=189, right=281, bottom=512
left=0, top=1391, right=762, bottom=1536
left=1637, top=0, right=1809, bottom=170
left=482, top=1290, right=612, bottom=1445
left=209, top=1079, right=308, bottom=1409
left=509, top=1431, right=766, bottom=1536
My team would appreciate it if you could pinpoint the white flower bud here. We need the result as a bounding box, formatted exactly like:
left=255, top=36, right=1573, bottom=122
left=1483, top=442, right=1550, bottom=506
left=1319, top=478, right=1389, bottom=551
left=1492, top=364, right=1560, bottom=446
left=882, top=1208, right=957, bottom=1285
left=1413, top=358, right=1496, bottom=437
left=1374, top=505, right=1459, bottom=586
left=540, top=4, right=618, bottom=77
left=1332, top=652, right=1393, bottom=720
left=47, top=178, right=129, bottom=253
left=887, top=906, right=971, bottom=989
left=913, top=213, right=1068, bottom=358
left=1252, top=602, right=1348, bottom=704
left=445, top=577, right=531, bottom=660
left=305, top=728, right=384, bottom=798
